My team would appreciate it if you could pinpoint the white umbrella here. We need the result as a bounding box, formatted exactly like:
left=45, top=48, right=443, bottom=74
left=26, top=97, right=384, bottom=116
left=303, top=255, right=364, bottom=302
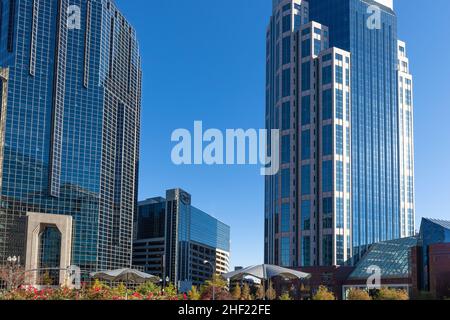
left=90, top=268, right=160, bottom=299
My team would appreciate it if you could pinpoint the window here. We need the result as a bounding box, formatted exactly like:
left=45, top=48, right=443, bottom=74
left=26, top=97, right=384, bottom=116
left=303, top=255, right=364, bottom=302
left=346, top=91, right=350, bottom=121
left=282, top=4, right=291, bottom=12
left=294, top=15, right=301, bottom=29
left=336, top=198, right=344, bottom=228
left=322, top=125, right=332, bottom=156
left=323, top=197, right=333, bottom=214
left=302, top=236, right=311, bottom=266
left=282, top=102, right=290, bottom=130
left=322, top=235, right=333, bottom=265
left=322, top=53, right=332, bottom=62
left=336, top=161, right=344, bottom=192
left=336, top=89, right=343, bottom=119
left=301, top=165, right=311, bottom=195
left=281, top=237, right=290, bottom=267
left=405, top=79, right=412, bottom=106
left=336, top=235, right=344, bottom=265
left=314, top=39, right=321, bottom=55
left=281, top=204, right=290, bottom=233
left=335, top=53, right=343, bottom=61
left=282, top=37, right=291, bottom=64
left=302, top=62, right=310, bottom=91
left=335, top=65, right=343, bottom=84
left=301, top=95, right=310, bottom=125
left=345, top=68, right=350, bottom=86
left=301, top=27, right=310, bottom=36
left=322, top=89, right=332, bottom=120
left=276, top=42, right=280, bottom=69
left=282, top=15, right=291, bottom=33
left=301, top=130, right=310, bottom=160
left=275, top=74, right=280, bottom=101
left=322, top=65, right=332, bottom=85
left=322, top=161, right=333, bottom=192
left=282, top=135, right=291, bottom=164
left=336, top=125, right=343, bottom=155
left=301, top=201, right=310, bottom=230
left=282, top=69, right=291, bottom=97
left=301, top=39, right=311, bottom=57
left=281, top=169, right=290, bottom=198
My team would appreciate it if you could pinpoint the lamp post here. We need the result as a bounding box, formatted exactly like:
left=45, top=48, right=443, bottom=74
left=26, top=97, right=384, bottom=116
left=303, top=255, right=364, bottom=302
left=203, top=260, right=216, bottom=301
left=6, top=256, right=19, bottom=290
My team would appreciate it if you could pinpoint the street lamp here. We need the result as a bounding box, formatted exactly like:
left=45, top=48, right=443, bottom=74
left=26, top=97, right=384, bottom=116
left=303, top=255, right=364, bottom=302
left=6, top=256, right=20, bottom=290
left=7, top=256, right=17, bottom=264
left=204, top=260, right=216, bottom=301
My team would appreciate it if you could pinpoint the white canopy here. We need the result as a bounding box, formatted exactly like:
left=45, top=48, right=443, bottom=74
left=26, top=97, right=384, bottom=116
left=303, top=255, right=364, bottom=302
left=223, top=264, right=311, bottom=281
left=90, top=268, right=159, bottom=284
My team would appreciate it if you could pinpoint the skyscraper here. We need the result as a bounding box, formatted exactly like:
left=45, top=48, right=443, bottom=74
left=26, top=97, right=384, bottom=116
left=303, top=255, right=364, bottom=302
left=265, top=0, right=415, bottom=267
left=0, top=0, right=142, bottom=276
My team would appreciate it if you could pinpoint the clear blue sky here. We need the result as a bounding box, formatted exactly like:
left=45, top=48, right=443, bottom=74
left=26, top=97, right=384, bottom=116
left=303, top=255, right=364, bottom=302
left=116, top=0, right=450, bottom=268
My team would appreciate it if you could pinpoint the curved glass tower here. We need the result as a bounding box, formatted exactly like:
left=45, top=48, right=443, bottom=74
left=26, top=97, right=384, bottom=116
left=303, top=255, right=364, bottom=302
left=265, top=0, right=415, bottom=267
left=0, top=0, right=142, bottom=272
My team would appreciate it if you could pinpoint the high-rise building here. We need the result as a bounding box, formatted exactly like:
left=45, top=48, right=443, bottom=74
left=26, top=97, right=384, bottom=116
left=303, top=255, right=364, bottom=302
left=265, top=0, right=415, bottom=267
left=133, top=189, right=231, bottom=292
left=0, top=0, right=142, bottom=278
left=397, top=40, right=415, bottom=238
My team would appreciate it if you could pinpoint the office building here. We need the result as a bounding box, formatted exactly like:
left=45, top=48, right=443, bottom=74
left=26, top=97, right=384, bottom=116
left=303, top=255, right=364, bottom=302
left=265, top=0, right=415, bottom=267
left=0, top=0, right=142, bottom=281
left=133, top=189, right=231, bottom=292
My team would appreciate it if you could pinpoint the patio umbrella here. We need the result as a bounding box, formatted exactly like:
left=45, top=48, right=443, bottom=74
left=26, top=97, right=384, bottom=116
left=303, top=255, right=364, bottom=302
left=90, top=268, right=160, bottom=299
left=222, top=264, right=311, bottom=299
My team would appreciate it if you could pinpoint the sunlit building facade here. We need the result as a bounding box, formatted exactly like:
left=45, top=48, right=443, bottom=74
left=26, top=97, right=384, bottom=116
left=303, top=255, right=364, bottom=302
left=265, top=0, right=415, bottom=267
left=0, top=0, right=142, bottom=274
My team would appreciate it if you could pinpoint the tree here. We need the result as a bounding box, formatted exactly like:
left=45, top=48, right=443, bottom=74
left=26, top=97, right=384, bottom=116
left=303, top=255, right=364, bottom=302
left=0, top=265, right=26, bottom=290
left=200, top=275, right=232, bottom=300
left=375, top=288, right=409, bottom=300
left=279, top=292, right=292, bottom=301
left=265, top=283, right=276, bottom=300
left=188, top=286, right=201, bottom=301
left=347, top=289, right=371, bottom=301
left=231, top=284, right=241, bottom=300
left=41, top=272, right=54, bottom=286
left=312, top=286, right=335, bottom=301
left=256, top=285, right=265, bottom=300
left=240, top=283, right=253, bottom=300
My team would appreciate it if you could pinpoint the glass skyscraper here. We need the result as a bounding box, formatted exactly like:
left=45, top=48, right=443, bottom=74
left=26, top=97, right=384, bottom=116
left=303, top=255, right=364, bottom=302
left=0, top=0, right=142, bottom=273
left=265, top=0, right=415, bottom=267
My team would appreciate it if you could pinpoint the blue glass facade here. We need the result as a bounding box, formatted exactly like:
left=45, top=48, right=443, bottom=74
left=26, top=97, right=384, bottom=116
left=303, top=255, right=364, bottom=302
left=0, top=0, right=142, bottom=272
left=310, top=0, right=402, bottom=259
left=135, top=189, right=230, bottom=289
